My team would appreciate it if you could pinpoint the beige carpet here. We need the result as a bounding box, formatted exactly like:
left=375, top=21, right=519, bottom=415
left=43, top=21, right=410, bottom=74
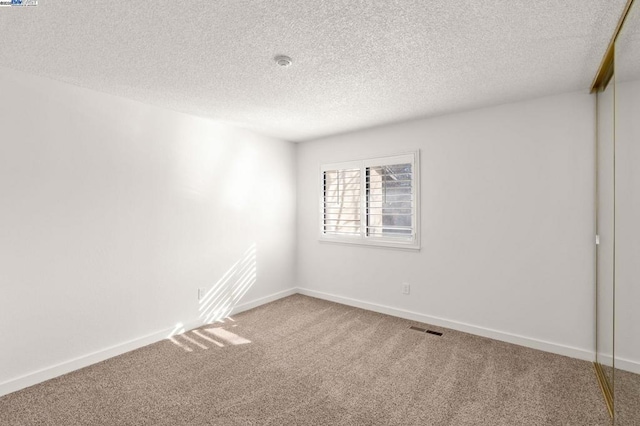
left=616, top=368, right=640, bottom=425
left=0, top=295, right=611, bottom=425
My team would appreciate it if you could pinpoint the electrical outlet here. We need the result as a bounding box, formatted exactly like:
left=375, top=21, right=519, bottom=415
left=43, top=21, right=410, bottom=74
left=198, top=287, right=207, bottom=301
left=402, top=283, right=410, bottom=295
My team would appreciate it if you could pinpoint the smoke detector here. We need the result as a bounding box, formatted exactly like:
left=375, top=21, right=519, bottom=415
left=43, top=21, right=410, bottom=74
left=274, top=55, right=292, bottom=67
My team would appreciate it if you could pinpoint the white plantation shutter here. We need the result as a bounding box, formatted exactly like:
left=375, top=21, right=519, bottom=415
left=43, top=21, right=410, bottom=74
left=320, top=153, right=419, bottom=249
left=322, top=167, right=361, bottom=236
left=365, top=163, right=413, bottom=238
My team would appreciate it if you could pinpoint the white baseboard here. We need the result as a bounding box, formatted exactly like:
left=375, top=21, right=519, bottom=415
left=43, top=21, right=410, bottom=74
left=0, top=287, right=297, bottom=398
left=296, top=287, right=595, bottom=363
left=583, top=353, right=640, bottom=375
left=594, top=355, right=640, bottom=375
left=613, top=357, right=640, bottom=375
left=229, top=287, right=297, bottom=317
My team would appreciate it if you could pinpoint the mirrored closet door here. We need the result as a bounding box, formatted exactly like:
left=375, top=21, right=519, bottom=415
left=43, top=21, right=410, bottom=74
left=594, top=1, right=640, bottom=423
left=595, top=62, right=615, bottom=416
left=613, top=2, right=640, bottom=424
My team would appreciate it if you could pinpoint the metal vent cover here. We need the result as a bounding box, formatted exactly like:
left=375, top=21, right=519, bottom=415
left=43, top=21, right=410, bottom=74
left=409, top=325, right=443, bottom=336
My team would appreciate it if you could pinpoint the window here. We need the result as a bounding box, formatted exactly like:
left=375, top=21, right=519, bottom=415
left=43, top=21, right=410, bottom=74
left=320, top=152, right=419, bottom=249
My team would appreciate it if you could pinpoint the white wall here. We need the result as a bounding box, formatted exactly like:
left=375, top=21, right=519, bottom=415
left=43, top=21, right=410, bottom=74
left=0, top=69, right=297, bottom=395
left=297, top=92, right=596, bottom=360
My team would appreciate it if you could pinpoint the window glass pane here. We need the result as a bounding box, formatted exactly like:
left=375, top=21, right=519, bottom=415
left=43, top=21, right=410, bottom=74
left=366, top=163, right=412, bottom=238
left=323, top=168, right=361, bottom=235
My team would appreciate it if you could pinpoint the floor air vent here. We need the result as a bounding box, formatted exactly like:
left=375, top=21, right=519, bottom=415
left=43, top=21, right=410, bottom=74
left=409, top=326, right=443, bottom=336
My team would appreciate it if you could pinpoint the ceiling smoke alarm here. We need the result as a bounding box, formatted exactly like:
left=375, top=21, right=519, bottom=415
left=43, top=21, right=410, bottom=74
left=274, top=55, right=292, bottom=67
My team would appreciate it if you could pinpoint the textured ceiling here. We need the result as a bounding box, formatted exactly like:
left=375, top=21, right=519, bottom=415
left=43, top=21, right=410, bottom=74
left=0, top=0, right=627, bottom=141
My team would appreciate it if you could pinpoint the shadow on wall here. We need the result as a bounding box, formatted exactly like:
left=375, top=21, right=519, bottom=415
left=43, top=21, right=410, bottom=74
left=166, top=243, right=257, bottom=352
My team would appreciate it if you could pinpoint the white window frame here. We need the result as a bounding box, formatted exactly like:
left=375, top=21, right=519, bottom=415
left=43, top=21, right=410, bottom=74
left=319, top=151, right=420, bottom=250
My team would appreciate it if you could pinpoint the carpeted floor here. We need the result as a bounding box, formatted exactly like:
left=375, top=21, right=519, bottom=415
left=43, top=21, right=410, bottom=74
left=0, top=295, right=612, bottom=425
left=616, top=368, right=640, bottom=425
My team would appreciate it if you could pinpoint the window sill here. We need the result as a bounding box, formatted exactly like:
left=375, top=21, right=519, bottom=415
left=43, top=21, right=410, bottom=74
left=319, top=236, right=421, bottom=251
